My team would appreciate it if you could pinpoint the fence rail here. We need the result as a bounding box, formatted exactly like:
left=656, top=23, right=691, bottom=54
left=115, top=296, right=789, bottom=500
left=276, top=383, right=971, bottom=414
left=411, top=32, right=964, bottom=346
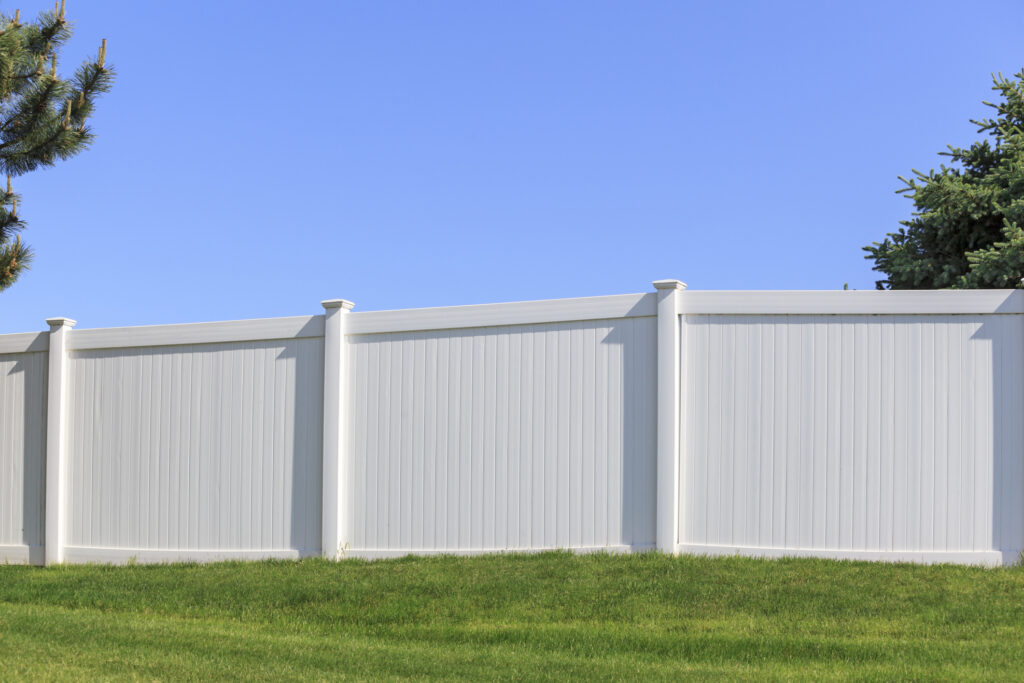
left=2, top=282, right=1022, bottom=566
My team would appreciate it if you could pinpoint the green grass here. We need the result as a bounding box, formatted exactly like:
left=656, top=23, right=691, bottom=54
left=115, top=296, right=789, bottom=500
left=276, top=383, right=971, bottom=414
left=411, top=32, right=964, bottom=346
left=1, top=552, right=1023, bottom=680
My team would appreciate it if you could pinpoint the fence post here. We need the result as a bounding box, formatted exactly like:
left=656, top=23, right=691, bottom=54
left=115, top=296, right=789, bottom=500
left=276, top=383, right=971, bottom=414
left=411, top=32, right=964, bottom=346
left=44, top=316, right=75, bottom=566
left=653, top=280, right=686, bottom=554
left=321, top=299, right=355, bottom=559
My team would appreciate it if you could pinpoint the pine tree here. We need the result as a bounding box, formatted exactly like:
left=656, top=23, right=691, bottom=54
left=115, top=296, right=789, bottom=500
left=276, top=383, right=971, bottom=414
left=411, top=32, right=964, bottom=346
left=864, top=70, right=1024, bottom=289
left=0, top=2, right=113, bottom=292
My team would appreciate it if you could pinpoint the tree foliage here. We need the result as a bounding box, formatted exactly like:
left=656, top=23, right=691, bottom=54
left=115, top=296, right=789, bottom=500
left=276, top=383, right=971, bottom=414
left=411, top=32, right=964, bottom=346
left=0, top=2, right=113, bottom=292
left=865, top=70, right=1024, bottom=289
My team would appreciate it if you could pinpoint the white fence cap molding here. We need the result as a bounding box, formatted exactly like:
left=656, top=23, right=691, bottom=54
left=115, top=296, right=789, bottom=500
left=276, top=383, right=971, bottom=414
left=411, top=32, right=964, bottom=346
left=321, top=299, right=356, bottom=311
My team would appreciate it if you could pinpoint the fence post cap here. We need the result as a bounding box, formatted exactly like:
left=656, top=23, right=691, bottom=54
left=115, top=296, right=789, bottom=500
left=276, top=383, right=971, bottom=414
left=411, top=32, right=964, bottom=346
left=652, top=279, right=687, bottom=291
left=321, top=299, right=355, bottom=311
left=45, top=317, right=76, bottom=329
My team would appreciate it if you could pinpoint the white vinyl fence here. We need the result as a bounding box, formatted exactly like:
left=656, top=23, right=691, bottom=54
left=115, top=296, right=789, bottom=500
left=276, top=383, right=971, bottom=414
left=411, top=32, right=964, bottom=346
left=1, top=282, right=1022, bottom=566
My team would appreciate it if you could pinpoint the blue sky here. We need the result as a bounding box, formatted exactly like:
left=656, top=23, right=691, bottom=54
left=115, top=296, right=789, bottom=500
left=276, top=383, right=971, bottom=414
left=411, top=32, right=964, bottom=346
left=2, top=1, right=1022, bottom=332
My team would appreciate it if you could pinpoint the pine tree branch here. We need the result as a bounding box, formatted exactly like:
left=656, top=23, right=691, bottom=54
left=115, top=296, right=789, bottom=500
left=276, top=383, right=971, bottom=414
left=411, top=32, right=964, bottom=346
left=0, top=76, right=63, bottom=141
left=0, top=233, right=30, bottom=291
left=0, top=6, right=112, bottom=293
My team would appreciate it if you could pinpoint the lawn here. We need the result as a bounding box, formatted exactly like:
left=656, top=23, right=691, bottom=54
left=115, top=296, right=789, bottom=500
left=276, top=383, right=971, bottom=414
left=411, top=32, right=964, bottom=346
left=0, top=552, right=1023, bottom=680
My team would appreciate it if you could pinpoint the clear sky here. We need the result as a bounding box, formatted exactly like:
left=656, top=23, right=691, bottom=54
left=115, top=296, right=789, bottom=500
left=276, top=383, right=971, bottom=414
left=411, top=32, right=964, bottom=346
left=1, top=0, right=1022, bottom=333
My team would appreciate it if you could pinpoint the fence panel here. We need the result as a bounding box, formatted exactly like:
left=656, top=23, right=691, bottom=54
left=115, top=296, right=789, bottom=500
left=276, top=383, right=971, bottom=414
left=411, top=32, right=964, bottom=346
left=345, top=317, right=658, bottom=555
left=63, top=337, right=325, bottom=562
left=680, top=313, right=1024, bottom=563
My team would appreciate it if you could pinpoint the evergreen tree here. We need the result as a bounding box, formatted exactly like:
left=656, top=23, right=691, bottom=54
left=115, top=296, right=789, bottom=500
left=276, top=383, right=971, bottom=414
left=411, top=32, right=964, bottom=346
left=865, top=70, right=1024, bottom=289
left=0, top=2, right=113, bottom=292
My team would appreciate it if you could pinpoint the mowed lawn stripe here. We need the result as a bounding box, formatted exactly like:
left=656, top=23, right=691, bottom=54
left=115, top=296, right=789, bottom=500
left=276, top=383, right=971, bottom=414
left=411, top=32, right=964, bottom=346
left=0, top=552, right=1022, bottom=679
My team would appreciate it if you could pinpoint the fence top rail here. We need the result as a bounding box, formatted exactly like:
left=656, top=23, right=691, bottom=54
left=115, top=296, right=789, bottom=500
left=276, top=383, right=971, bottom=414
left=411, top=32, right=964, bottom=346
left=680, top=289, right=1024, bottom=315
left=4, top=289, right=1022, bottom=350
left=0, top=331, right=48, bottom=354
left=346, top=292, right=657, bottom=335
left=67, top=315, right=324, bottom=351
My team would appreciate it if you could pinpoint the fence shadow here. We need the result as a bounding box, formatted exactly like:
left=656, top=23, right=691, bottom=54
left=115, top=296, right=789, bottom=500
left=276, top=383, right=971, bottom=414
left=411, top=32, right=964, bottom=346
left=276, top=339, right=325, bottom=557
left=972, top=314, right=1024, bottom=561
left=4, top=353, right=46, bottom=560
left=600, top=318, right=658, bottom=549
